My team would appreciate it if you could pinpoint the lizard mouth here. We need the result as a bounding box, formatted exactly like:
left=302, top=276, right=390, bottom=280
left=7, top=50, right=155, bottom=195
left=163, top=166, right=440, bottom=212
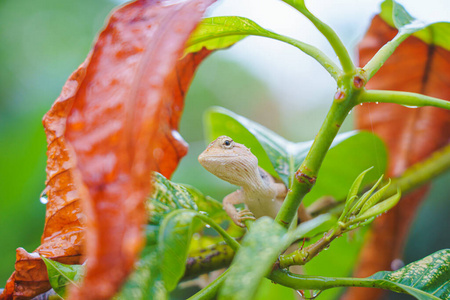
left=201, top=154, right=239, bottom=158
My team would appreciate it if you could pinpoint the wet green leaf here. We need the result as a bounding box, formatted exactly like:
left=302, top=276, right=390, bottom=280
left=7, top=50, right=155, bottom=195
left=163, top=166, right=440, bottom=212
left=352, top=188, right=401, bottom=224
left=351, top=174, right=384, bottom=217
left=159, top=210, right=199, bottom=291
left=182, top=184, right=225, bottom=221
left=219, top=218, right=287, bottom=300
left=369, top=249, right=450, bottom=299
left=114, top=243, right=167, bottom=300
left=147, top=173, right=198, bottom=225
left=118, top=174, right=227, bottom=299
left=219, top=215, right=335, bottom=300
left=204, top=107, right=356, bottom=186
left=185, top=16, right=271, bottom=55
left=359, top=179, right=391, bottom=215
left=159, top=209, right=235, bottom=292
left=41, top=257, right=84, bottom=299
left=380, top=0, right=450, bottom=49
left=339, top=167, right=373, bottom=222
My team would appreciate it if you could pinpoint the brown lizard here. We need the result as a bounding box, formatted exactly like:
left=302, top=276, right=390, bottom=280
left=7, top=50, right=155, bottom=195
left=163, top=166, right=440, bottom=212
left=198, top=135, right=310, bottom=227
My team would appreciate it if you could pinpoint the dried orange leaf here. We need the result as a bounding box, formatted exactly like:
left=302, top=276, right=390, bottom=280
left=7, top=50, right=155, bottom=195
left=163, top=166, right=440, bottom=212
left=0, top=60, right=88, bottom=300
left=1, top=0, right=215, bottom=299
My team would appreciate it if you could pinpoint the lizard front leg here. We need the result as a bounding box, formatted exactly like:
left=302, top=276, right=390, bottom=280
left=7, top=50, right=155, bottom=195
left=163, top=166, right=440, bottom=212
left=223, top=190, right=255, bottom=228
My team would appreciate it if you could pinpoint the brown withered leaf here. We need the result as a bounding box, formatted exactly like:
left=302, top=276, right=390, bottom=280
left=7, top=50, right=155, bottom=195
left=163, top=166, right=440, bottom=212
left=345, top=15, right=450, bottom=300
left=0, top=60, right=89, bottom=300
left=65, top=0, right=214, bottom=298
left=1, top=0, right=215, bottom=299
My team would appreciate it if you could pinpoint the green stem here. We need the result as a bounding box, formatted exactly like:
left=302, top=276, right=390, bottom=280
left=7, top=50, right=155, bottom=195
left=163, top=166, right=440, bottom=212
left=188, top=269, right=230, bottom=300
left=360, top=90, right=450, bottom=110
left=183, top=244, right=235, bottom=280
left=279, top=227, right=342, bottom=268
left=275, top=96, right=354, bottom=228
left=282, top=0, right=355, bottom=73
left=188, top=30, right=341, bottom=80
left=268, top=269, right=404, bottom=293
left=363, top=32, right=409, bottom=80
left=384, top=144, right=450, bottom=198
left=307, top=144, right=450, bottom=217
left=195, top=214, right=240, bottom=252
left=265, top=32, right=341, bottom=80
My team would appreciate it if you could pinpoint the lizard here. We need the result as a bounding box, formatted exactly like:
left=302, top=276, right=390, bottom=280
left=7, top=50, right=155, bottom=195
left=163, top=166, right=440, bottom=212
left=198, top=135, right=311, bottom=227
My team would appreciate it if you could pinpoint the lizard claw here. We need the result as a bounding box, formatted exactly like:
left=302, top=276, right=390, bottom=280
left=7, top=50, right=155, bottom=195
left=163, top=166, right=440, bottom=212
left=233, top=209, right=256, bottom=228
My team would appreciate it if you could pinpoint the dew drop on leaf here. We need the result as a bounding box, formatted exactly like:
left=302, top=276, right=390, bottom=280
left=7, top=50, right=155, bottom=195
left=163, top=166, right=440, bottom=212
left=40, top=195, right=48, bottom=205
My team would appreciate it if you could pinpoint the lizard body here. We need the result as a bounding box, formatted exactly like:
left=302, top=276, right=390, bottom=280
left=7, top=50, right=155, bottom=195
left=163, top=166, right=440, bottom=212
left=198, top=136, right=287, bottom=227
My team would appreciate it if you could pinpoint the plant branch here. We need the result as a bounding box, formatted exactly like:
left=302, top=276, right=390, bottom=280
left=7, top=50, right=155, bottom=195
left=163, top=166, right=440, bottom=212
left=194, top=214, right=240, bottom=251
left=360, top=90, right=450, bottom=110
left=308, top=144, right=450, bottom=216
left=183, top=243, right=235, bottom=280
left=187, top=269, right=230, bottom=300
left=265, top=32, right=341, bottom=80
left=275, top=96, right=354, bottom=228
left=268, top=269, right=404, bottom=293
left=384, top=144, right=450, bottom=197
left=282, top=0, right=355, bottom=73
left=363, top=32, right=409, bottom=80
left=279, top=227, right=342, bottom=268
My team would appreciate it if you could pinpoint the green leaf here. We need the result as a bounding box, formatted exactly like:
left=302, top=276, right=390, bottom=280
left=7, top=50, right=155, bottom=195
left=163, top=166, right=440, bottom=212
left=380, top=0, right=450, bottom=50
left=147, top=172, right=198, bottom=224
left=219, top=215, right=335, bottom=300
left=369, top=249, right=450, bottom=299
left=182, top=184, right=226, bottom=221
left=185, top=16, right=271, bottom=55
left=118, top=174, right=228, bottom=299
left=158, top=209, right=239, bottom=292
left=351, top=188, right=401, bottom=224
left=159, top=210, right=198, bottom=291
left=204, top=106, right=356, bottom=186
left=41, top=257, right=84, bottom=299
left=115, top=244, right=167, bottom=300
left=219, top=218, right=287, bottom=300
left=339, top=167, right=373, bottom=222
left=359, top=179, right=391, bottom=215
left=350, top=174, right=384, bottom=217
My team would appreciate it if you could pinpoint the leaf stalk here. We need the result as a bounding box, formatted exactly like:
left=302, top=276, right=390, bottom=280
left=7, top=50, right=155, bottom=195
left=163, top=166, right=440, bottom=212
left=360, top=90, right=450, bottom=110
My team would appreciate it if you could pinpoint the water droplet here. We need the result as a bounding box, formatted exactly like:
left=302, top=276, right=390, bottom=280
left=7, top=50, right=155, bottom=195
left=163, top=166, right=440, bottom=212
left=40, top=195, right=48, bottom=204
left=375, top=102, right=379, bottom=104
left=205, top=224, right=211, bottom=228
left=312, top=290, right=323, bottom=299
left=360, top=103, right=363, bottom=106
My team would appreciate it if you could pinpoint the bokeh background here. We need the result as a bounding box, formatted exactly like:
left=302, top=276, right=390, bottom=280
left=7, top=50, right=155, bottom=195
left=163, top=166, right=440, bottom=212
left=0, top=0, right=448, bottom=299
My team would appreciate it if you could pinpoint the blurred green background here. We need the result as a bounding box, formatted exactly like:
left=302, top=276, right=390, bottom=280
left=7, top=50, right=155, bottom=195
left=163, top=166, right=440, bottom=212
left=0, top=0, right=448, bottom=299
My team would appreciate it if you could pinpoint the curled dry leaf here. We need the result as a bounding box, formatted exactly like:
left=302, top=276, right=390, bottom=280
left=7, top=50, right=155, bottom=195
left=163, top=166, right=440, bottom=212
left=1, top=0, right=215, bottom=299
left=0, top=61, right=88, bottom=300
left=346, top=15, right=450, bottom=300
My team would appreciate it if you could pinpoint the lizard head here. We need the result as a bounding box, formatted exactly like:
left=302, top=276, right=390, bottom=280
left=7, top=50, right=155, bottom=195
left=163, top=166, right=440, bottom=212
left=198, top=136, right=259, bottom=186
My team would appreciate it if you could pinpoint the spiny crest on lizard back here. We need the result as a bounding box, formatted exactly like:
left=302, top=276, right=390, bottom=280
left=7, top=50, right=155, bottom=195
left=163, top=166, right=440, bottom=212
left=198, top=136, right=260, bottom=187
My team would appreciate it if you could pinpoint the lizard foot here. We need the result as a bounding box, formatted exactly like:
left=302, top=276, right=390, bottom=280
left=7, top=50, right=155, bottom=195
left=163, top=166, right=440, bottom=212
left=234, top=209, right=256, bottom=228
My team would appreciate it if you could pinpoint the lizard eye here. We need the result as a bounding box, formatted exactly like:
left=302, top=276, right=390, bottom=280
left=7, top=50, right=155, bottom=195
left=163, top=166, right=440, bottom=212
left=222, top=139, right=234, bottom=149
